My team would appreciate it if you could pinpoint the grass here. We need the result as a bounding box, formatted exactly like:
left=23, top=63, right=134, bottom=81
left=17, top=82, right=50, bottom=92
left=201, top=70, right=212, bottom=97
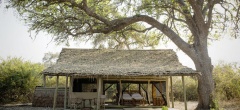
left=220, top=99, right=240, bottom=110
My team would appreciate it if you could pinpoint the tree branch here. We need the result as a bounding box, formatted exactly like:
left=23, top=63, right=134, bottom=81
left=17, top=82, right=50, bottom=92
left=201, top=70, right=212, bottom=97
left=188, top=0, right=208, bottom=34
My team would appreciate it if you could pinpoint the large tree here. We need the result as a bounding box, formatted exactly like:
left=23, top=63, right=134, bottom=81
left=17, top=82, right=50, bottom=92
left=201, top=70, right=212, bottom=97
left=4, top=0, right=240, bottom=109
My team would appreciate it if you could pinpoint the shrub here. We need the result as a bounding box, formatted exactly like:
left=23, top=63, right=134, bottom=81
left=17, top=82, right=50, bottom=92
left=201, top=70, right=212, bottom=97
left=0, top=57, right=44, bottom=104
left=162, top=106, right=168, bottom=110
left=213, top=63, right=240, bottom=100
left=172, top=76, right=198, bottom=101
left=172, top=62, right=240, bottom=103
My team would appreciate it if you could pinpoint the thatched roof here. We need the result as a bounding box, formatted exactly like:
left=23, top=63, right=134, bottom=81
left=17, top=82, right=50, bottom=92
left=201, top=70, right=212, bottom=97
left=42, top=48, right=199, bottom=76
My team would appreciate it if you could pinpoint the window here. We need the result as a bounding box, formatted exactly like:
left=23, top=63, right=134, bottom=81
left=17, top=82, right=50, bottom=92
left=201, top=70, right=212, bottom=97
left=72, top=78, right=97, bottom=92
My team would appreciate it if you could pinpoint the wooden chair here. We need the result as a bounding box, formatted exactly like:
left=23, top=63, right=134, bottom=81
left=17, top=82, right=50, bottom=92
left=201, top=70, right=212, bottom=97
left=132, top=93, right=144, bottom=105
left=122, top=93, right=135, bottom=105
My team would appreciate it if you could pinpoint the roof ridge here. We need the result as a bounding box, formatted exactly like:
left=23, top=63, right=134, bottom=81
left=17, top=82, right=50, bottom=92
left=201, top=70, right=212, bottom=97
left=61, top=48, right=173, bottom=51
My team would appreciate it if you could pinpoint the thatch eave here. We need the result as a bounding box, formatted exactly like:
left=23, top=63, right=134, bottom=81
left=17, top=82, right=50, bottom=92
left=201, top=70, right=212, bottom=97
left=42, top=48, right=200, bottom=77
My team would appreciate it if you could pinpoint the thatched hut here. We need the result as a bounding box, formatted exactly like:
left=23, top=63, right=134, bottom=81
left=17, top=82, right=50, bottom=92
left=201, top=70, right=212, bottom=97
left=35, top=48, right=199, bottom=110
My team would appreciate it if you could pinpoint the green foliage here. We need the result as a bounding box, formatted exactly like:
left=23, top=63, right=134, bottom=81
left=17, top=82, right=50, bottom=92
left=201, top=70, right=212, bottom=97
left=42, top=52, right=59, bottom=68
left=6, top=0, right=239, bottom=49
left=210, top=97, right=219, bottom=110
left=172, top=76, right=198, bottom=101
left=45, top=76, right=67, bottom=87
left=213, top=63, right=240, bottom=100
left=91, top=27, right=161, bottom=49
left=0, top=57, right=44, bottom=104
left=172, top=62, right=240, bottom=103
left=162, top=106, right=168, bottom=110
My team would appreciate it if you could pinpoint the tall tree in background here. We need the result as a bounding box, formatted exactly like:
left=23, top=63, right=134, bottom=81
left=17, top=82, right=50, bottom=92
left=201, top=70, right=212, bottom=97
left=42, top=52, right=59, bottom=68
left=4, top=0, right=240, bottom=109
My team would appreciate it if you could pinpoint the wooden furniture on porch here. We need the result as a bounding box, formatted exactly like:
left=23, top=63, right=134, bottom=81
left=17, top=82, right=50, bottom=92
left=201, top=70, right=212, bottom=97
left=122, top=93, right=135, bottom=106
left=70, top=98, right=83, bottom=110
left=132, top=93, right=144, bottom=105
left=82, top=98, right=94, bottom=110
left=153, top=96, right=165, bottom=106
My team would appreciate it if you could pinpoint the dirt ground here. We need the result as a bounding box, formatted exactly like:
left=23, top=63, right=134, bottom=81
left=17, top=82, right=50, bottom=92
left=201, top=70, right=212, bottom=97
left=173, top=100, right=240, bottom=110
left=0, top=101, right=240, bottom=110
left=173, top=101, right=198, bottom=110
left=0, top=101, right=196, bottom=110
left=0, top=102, right=196, bottom=110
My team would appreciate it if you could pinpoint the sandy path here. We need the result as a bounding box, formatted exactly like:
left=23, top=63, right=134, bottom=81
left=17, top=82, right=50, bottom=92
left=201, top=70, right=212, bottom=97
left=0, top=101, right=198, bottom=110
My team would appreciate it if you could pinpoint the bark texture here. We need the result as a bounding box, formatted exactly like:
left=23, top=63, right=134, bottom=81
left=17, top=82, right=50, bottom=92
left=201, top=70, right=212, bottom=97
left=192, top=45, right=215, bottom=109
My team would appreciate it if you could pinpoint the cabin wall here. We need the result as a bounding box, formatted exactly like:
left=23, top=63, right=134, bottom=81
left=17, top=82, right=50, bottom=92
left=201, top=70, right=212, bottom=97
left=69, top=92, right=98, bottom=99
left=32, top=87, right=68, bottom=107
left=68, top=77, right=99, bottom=106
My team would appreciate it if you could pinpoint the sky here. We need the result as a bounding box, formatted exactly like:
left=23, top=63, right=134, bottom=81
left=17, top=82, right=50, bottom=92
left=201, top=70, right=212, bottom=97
left=1, top=4, right=240, bottom=69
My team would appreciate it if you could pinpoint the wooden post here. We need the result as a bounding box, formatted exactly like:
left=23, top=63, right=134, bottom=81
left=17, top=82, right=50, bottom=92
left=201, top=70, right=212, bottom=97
left=97, top=77, right=102, bottom=110
left=182, top=76, right=187, bottom=110
left=68, top=76, right=71, bottom=107
left=166, top=77, right=170, bottom=107
left=103, top=82, right=105, bottom=95
left=159, top=81, right=162, bottom=106
left=118, top=80, right=122, bottom=105
left=159, top=81, right=162, bottom=95
left=147, top=80, right=150, bottom=104
left=152, top=83, right=156, bottom=106
left=43, top=75, right=46, bottom=87
left=138, top=83, right=141, bottom=93
left=53, top=75, right=59, bottom=110
left=64, top=75, right=68, bottom=109
left=170, top=76, right=174, bottom=108
left=152, top=83, right=156, bottom=98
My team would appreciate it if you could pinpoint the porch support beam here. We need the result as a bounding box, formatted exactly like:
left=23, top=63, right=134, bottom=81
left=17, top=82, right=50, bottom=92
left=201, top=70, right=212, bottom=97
left=53, top=75, right=59, bottom=110
left=166, top=77, right=170, bottom=107
left=182, top=76, right=187, bottom=110
left=147, top=80, right=150, bottom=104
left=96, top=76, right=102, bottom=110
left=43, top=74, right=46, bottom=87
left=64, top=75, right=68, bottom=109
left=170, top=76, right=174, bottom=108
left=68, top=75, right=72, bottom=107
left=138, top=83, right=141, bottom=93
left=118, top=80, right=122, bottom=105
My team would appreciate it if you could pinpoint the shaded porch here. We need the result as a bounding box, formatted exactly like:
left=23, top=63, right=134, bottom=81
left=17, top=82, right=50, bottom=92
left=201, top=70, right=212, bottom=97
left=37, top=74, right=196, bottom=110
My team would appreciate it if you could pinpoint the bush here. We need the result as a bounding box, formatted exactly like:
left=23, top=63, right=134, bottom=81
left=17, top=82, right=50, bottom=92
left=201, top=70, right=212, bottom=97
left=162, top=106, right=168, bottom=110
left=172, top=62, right=240, bottom=103
left=172, top=76, right=198, bottom=101
left=44, top=76, right=68, bottom=87
left=0, top=57, right=44, bottom=104
left=213, top=63, right=240, bottom=100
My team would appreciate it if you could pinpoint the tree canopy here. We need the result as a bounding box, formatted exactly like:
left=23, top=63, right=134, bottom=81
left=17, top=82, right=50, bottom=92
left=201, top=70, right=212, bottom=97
left=42, top=52, right=59, bottom=68
left=6, top=0, right=239, bottom=49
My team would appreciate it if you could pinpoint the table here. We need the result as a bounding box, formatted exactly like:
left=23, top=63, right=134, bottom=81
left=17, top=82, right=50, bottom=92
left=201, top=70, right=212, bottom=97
left=82, top=98, right=94, bottom=110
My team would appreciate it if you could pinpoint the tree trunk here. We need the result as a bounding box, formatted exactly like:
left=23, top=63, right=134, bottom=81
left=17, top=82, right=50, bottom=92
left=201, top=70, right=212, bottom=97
left=191, top=44, right=215, bottom=109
